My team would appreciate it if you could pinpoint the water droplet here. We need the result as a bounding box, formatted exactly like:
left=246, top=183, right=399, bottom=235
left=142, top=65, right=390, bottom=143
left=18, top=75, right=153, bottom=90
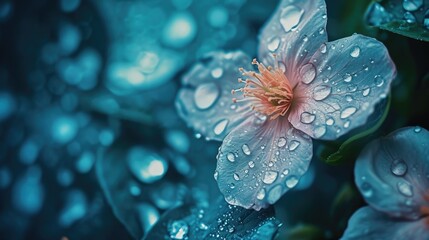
left=350, top=46, right=360, bottom=57
left=300, top=112, right=316, bottom=124
left=346, top=95, right=353, bottom=102
left=233, top=173, right=240, bottom=181
left=276, top=137, right=287, bottom=148
left=227, top=153, right=235, bottom=162
left=343, top=120, right=350, bottom=128
left=374, top=75, right=384, bottom=87
left=313, top=85, right=331, bottom=101
left=362, top=88, right=371, bottom=96
left=248, top=161, right=255, bottom=168
left=263, top=171, right=278, bottom=184
left=361, top=182, right=373, bottom=197
left=211, top=68, right=223, bottom=78
left=285, top=175, right=299, bottom=188
left=326, top=118, right=334, bottom=125
left=404, top=11, right=416, bottom=23
left=347, top=84, right=358, bottom=92
left=242, top=144, right=251, bottom=155
left=343, top=73, right=352, bottom=82
left=340, top=107, right=357, bottom=119
left=267, top=185, right=283, bottom=204
left=127, top=147, right=168, bottom=184
left=282, top=169, right=290, bottom=176
left=199, top=222, right=208, bottom=230
left=314, top=125, right=326, bottom=138
left=318, top=28, right=325, bottom=34
left=214, top=171, right=219, bottom=180
left=213, top=119, right=229, bottom=135
left=268, top=37, right=280, bottom=52
left=397, top=182, right=413, bottom=197
left=300, top=63, right=316, bottom=84
left=414, top=126, right=422, bottom=133
left=256, top=188, right=266, bottom=200
left=279, top=5, right=304, bottom=32
left=320, top=44, right=327, bottom=53
left=228, top=226, right=235, bottom=233
left=391, top=160, right=407, bottom=176
left=402, top=0, right=422, bottom=11
left=288, top=140, right=300, bottom=151
left=194, top=83, right=219, bottom=110
left=169, top=220, right=189, bottom=239
left=303, top=35, right=308, bottom=42
left=229, top=183, right=235, bottom=189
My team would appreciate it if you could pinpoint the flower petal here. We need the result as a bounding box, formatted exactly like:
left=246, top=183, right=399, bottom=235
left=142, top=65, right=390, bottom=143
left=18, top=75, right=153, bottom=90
left=215, top=117, right=312, bottom=210
left=341, top=207, right=429, bottom=240
left=288, top=34, right=396, bottom=140
left=355, top=127, right=429, bottom=219
left=176, top=51, right=253, bottom=141
left=258, top=0, right=327, bottom=86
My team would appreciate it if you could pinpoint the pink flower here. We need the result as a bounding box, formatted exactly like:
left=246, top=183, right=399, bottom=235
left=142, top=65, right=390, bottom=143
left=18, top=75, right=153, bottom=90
left=176, top=0, right=396, bottom=210
left=342, top=127, right=429, bottom=239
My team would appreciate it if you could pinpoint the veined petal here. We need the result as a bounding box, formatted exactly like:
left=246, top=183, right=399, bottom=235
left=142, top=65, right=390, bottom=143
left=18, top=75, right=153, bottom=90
left=258, top=0, right=327, bottom=86
left=355, top=127, right=429, bottom=219
left=288, top=34, right=396, bottom=140
left=176, top=51, right=253, bottom=141
left=341, top=207, right=429, bottom=240
left=215, top=116, right=312, bottom=210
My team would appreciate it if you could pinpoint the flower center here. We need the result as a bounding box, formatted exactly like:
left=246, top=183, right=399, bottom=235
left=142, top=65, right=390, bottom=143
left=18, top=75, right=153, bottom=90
left=232, top=57, right=293, bottom=120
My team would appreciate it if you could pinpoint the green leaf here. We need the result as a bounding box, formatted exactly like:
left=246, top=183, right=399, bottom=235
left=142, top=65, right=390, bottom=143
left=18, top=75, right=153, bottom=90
left=320, top=95, right=391, bottom=165
left=378, top=21, right=429, bottom=41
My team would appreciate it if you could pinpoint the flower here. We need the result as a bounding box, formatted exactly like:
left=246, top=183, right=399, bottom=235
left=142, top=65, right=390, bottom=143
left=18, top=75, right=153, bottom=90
left=176, top=0, right=396, bottom=210
left=342, top=126, right=429, bottom=239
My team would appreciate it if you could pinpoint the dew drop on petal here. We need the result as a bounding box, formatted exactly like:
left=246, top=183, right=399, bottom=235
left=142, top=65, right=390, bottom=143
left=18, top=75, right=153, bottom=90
left=361, top=182, right=373, bottom=198
left=397, top=182, right=413, bottom=197
left=314, top=125, right=326, bottom=138
left=414, top=126, right=422, bottom=133
left=279, top=5, right=303, bottom=32
left=313, top=85, right=331, bottom=101
left=277, top=137, right=287, bottom=148
left=300, top=112, right=316, bottom=124
left=300, top=63, right=316, bottom=84
left=320, top=44, right=327, bottom=53
left=267, top=185, right=283, bottom=204
left=268, top=37, right=280, bottom=52
left=340, top=107, right=357, bottom=119
left=256, top=188, right=266, bottom=200
left=213, top=119, right=229, bottom=135
left=402, top=0, right=422, bottom=11
left=214, top=171, right=219, bottom=180
left=326, top=118, right=334, bottom=126
left=242, top=144, right=251, bottom=155
left=285, top=175, right=299, bottom=188
left=211, top=68, right=223, bottom=79
left=391, top=160, right=407, bottom=176
left=350, top=46, right=360, bottom=58
left=233, top=173, right=240, bottom=181
left=374, top=75, right=384, bottom=87
left=227, top=153, right=235, bottom=162
left=343, top=120, right=350, bottom=128
left=194, top=83, right=219, bottom=110
left=362, top=88, right=371, bottom=97
left=169, top=220, right=189, bottom=239
left=248, top=161, right=255, bottom=168
left=288, top=140, right=300, bottom=151
left=343, top=73, right=352, bottom=82
left=263, top=171, right=278, bottom=184
left=282, top=169, right=290, bottom=176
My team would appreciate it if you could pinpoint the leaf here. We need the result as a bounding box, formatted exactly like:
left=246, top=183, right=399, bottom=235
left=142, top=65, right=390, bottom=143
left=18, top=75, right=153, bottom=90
left=378, top=21, right=429, bottom=41
left=144, top=197, right=280, bottom=240
left=277, top=224, right=325, bottom=240
left=320, top=95, right=391, bottom=165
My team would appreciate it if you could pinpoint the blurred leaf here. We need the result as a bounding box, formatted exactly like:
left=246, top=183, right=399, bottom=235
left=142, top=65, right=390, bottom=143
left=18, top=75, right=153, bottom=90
left=320, top=95, right=391, bottom=165
left=276, top=224, right=324, bottom=240
left=145, top=197, right=280, bottom=240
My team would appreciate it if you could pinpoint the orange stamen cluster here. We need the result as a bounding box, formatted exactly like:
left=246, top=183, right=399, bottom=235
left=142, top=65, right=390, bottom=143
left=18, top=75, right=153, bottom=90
left=232, top=57, right=293, bottom=120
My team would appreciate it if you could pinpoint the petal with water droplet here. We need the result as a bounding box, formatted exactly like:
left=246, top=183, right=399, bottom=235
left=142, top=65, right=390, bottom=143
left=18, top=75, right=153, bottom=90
left=176, top=51, right=253, bottom=141
left=342, top=207, right=429, bottom=240
left=288, top=34, right=396, bottom=140
left=354, top=127, right=429, bottom=219
left=258, top=0, right=328, bottom=86
left=216, top=118, right=312, bottom=210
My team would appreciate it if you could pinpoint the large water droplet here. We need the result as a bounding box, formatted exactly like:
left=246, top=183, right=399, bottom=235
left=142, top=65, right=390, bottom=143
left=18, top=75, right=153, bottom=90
left=300, top=63, right=316, bottom=84
left=300, top=112, right=316, bottom=124
left=233, top=173, right=240, bottom=181
left=194, top=83, right=219, bottom=110
left=279, top=5, right=304, bottom=32
left=268, top=37, right=280, bottom=52
left=350, top=46, right=360, bottom=58
left=169, top=220, right=189, bottom=239
left=263, top=171, right=278, bottom=184
left=402, top=0, right=422, bottom=11
left=256, top=188, right=266, bottom=200
left=211, top=68, right=223, bottom=79
left=391, top=160, right=407, bottom=176
left=267, top=185, right=283, bottom=204
left=313, top=85, right=331, bottom=101
left=397, top=182, right=413, bottom=197
left=288, top=140, right=300, bottom=151
left=213, top=119, right=229, bottom=135
left=326, top=118, right=334, bottom=126
left=285, top=175, right=299, bottom=188
left=314, top=125, right=327, bottom=138
left=277, top=137, right=287, bottom=148
left=227, top=153, right=235, bottom=162
left=340, top=107, right=357, bottom=119
left=242, top=144, right=251, bottom=155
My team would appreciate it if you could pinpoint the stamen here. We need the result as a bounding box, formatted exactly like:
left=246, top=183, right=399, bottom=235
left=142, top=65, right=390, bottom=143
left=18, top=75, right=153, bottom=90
left=233, top=57, right=293, bottom=120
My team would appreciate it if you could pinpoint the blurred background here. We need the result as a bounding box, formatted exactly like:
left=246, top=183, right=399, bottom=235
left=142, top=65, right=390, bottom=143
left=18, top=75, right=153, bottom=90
left=0, top=0, right=428, bottom=239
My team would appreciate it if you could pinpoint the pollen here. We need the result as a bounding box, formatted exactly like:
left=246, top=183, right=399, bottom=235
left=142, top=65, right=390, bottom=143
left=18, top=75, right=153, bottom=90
left=233, top=56, right=293, bottom=120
